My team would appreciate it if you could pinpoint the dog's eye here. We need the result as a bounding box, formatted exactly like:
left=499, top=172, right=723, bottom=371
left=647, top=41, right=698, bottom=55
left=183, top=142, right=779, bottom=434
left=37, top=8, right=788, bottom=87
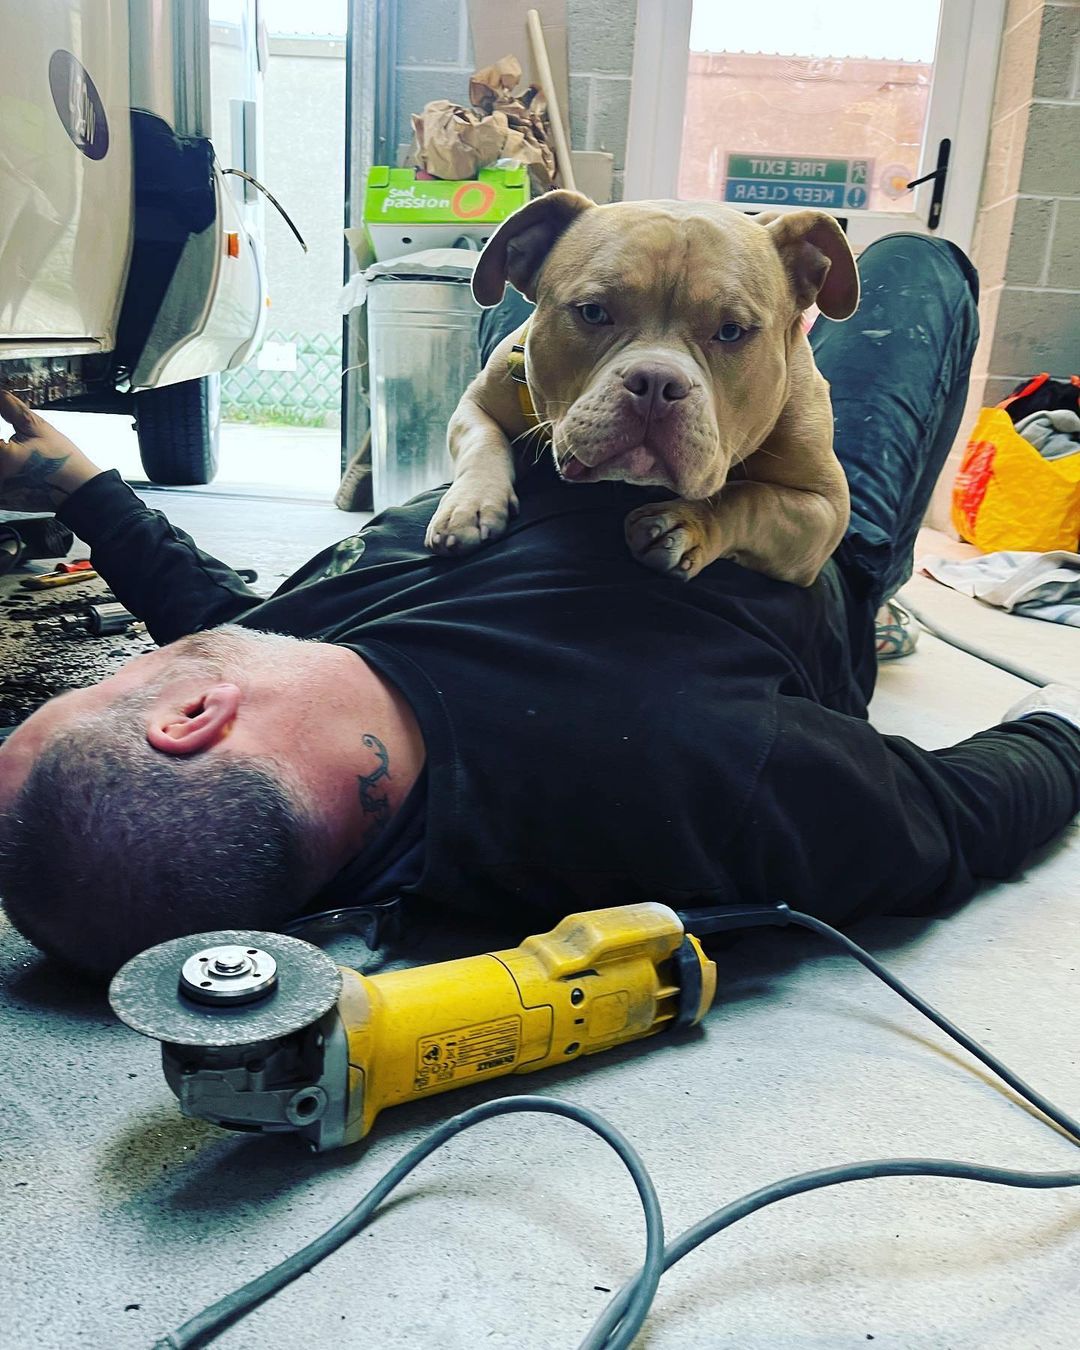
left=714, top=322, right=748, bottom=343
left=577, top=302, right=612, bottom=326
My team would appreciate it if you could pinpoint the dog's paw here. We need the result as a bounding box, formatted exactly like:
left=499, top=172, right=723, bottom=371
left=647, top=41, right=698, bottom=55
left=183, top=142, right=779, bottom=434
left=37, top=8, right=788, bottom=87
left=624, top=501, right=714, bottom=581
left=425, top=480, right=519, bottom=554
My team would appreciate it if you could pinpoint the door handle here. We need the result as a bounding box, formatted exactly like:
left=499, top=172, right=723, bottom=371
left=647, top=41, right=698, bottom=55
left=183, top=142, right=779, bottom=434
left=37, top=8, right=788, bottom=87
left=906, top=139, right=951, bottom=231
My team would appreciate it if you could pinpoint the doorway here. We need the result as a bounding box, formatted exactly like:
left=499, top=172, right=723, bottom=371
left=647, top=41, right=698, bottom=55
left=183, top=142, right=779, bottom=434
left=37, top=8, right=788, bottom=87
left=624, top=0, right=1005, bottom=252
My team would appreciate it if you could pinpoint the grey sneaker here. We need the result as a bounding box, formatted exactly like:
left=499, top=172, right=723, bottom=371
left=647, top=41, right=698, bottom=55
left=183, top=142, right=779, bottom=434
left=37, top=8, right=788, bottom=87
left=875, top=600, right=920, bottom=661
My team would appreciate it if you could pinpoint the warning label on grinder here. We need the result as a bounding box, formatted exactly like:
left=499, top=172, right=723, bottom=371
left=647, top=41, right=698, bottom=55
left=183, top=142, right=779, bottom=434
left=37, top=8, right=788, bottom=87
left=414, top=1016, right=521, bottom=1091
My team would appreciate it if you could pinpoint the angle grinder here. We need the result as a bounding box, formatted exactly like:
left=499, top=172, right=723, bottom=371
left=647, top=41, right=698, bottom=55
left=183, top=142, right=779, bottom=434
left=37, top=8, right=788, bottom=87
left=109, top=904, right=721, bottom=1151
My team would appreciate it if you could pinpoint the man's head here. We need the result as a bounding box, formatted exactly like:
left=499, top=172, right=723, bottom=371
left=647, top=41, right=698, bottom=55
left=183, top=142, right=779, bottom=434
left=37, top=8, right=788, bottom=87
left=472, top=193, right=858, bottom=499
left=0, top=627, right=377, bottom=976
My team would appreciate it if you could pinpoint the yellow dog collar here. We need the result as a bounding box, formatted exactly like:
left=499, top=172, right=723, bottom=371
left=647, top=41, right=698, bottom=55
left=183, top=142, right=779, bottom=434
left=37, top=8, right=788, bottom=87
left=506, top=324, right=544, bottom=432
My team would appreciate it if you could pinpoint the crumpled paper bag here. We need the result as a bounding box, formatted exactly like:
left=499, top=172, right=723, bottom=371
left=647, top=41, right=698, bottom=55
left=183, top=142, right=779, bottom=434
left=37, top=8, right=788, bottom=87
left=408, top=54, right=557, bottom=190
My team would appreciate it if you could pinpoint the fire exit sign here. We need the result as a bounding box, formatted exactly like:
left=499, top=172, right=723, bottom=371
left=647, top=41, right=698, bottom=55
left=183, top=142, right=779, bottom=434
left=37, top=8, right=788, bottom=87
left=724, top=154, right=873, bottom=209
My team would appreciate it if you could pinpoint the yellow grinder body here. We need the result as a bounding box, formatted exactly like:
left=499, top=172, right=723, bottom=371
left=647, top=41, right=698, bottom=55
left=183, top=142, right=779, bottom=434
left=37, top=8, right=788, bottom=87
left=339, top=902, right=715, bottom=1143
left=108, top=903, right=717, bottom=1152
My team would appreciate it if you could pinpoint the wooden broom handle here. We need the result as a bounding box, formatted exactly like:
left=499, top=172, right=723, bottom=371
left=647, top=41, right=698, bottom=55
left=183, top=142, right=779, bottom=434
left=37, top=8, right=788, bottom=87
left=527, top=8, right=577, bottom=192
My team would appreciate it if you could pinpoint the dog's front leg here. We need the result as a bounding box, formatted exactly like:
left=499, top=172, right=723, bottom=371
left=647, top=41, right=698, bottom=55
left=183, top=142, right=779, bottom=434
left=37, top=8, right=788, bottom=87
left=626, top=353, right=850, bottom=586
left=426, top=393, right=520, bottom=553
left=625, top=477, right=848, bottom=586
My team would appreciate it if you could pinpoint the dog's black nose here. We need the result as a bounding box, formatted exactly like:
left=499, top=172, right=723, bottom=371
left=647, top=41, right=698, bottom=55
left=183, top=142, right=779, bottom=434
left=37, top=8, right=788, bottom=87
left=622, top=362, right=692, bottom=417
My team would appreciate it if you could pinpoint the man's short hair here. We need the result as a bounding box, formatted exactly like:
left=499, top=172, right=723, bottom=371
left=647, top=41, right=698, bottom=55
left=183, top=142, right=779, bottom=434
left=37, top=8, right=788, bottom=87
left=0, top=696, right=316, bottom=977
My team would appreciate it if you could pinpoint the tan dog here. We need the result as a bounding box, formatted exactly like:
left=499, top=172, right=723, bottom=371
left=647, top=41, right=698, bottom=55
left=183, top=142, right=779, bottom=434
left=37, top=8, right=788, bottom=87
left=425, top=193, right=859, bottom=585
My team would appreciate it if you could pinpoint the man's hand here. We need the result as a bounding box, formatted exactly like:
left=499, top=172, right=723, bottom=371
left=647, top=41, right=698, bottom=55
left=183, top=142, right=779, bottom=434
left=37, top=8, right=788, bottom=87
left=1004, top=684, right=1080, bottom=733
left=0, top=390, right=103, bottom=511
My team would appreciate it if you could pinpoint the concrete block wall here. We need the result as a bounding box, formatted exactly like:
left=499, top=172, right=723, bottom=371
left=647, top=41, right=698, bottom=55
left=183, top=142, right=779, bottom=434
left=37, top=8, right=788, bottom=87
left=393, top=0, right=637, bottom=196
left=930, top=0, right=1080, bottom=526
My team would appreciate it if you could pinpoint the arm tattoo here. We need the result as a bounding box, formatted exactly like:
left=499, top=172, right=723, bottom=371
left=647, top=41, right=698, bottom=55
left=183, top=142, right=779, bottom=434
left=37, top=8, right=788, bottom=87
left=2, top=450, right=71, bottom=509
left=357, top=732, right=391, bottom=833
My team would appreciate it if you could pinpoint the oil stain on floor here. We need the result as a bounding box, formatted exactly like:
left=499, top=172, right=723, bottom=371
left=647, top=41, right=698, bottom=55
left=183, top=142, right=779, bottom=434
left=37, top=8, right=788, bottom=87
left=0, top=573, right=156, bottom=729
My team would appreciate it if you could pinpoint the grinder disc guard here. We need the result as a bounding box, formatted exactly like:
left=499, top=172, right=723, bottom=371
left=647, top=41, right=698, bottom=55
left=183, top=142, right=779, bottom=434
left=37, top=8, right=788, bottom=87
left=109, top=929, right=342, bottom=1047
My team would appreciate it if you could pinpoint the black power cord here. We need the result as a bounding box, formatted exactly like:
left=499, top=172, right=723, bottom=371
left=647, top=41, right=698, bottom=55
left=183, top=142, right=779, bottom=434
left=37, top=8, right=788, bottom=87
left=155, top=1096, right=665, bottom=1350
left=679, top=902, right=1080, bottom=1143
left=583, top=1156, right=1080, bottom=1350
left=155, top=908, right=1080, bottom=1349
left=898, top=597, right=1054, bottom=689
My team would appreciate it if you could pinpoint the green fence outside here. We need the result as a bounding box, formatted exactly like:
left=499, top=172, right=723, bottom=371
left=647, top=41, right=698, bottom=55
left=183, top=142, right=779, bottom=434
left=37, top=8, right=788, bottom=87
left=221, top=330, right=343, bottom=427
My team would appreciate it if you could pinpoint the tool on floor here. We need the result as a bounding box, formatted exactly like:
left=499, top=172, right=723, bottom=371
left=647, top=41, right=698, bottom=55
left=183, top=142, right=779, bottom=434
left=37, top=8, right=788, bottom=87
left=109, top=903, right=718, bottom=1150
left=117, top=902, right=1080, bottom=1350
left=57, top=601, right=139, bottom=638
left=20, top=567, right=99, bottom=589
left=87, top=601, right=137, bottom=636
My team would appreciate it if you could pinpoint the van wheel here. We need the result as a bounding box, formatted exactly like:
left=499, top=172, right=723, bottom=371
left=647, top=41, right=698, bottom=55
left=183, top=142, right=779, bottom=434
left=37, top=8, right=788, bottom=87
left=134, top=375, right=221, bottom=485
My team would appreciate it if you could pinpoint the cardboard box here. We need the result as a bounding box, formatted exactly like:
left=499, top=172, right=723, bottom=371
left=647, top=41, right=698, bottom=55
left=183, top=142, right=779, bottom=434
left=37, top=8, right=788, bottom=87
left=467, top=1, right=570, bottom=131
left=362, top=165, right=531, bottom=261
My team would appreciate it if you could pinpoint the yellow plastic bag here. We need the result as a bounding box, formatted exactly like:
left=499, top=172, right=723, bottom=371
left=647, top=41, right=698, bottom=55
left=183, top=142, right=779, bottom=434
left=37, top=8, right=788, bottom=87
left=951, top=406, right=1080, bottom=553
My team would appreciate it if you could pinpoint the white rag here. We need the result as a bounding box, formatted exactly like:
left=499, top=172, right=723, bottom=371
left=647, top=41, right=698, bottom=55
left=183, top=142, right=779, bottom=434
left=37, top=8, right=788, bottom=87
left=920, top=550, right=1080, bottom=628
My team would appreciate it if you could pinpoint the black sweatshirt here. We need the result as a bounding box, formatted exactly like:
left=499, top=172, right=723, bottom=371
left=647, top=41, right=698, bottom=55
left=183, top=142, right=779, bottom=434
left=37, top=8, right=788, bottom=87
left=59, top=462, right=1080, bottom=929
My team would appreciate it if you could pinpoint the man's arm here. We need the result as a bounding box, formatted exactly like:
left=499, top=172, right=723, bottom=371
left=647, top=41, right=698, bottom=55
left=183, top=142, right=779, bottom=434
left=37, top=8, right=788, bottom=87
left=1, top=392, right=261, bottom=643
left=723, top=697, right=1080, bottom=925
left=57, top=472, right=263, bottom=644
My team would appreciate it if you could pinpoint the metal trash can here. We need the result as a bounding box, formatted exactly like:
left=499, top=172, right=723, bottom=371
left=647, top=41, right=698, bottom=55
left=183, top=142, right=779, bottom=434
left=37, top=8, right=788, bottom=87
left=367, top=265, right=481, bottom=514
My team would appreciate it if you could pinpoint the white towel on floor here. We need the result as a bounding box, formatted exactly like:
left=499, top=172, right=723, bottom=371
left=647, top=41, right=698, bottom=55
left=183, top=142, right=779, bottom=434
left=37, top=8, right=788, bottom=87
left=920, top=550, right=1080, bottom=627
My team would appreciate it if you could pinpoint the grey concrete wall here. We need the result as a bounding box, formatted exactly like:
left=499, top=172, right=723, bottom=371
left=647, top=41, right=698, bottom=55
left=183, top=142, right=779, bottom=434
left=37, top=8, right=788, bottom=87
left=394, top=0, right=637, bottom=196
left=931, top=0, right=1080, bottom=526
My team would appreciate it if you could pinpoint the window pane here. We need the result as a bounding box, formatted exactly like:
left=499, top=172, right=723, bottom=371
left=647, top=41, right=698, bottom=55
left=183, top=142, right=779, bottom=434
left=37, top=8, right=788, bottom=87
left=679, top=0, right=943, bottom=213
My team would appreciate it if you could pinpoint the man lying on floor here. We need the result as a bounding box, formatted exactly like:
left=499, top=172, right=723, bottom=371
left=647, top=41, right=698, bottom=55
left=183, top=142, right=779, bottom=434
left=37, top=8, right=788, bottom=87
left=1, top=233, right=1078, bottom=977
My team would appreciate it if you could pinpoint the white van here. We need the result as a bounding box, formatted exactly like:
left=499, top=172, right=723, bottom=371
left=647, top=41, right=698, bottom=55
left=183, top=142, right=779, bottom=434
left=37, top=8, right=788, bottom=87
left=0, top=0, right=267, bottom=484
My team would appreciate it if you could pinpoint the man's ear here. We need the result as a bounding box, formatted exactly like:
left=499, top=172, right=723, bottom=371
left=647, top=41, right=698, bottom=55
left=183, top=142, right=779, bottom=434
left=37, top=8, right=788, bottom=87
left=146, top=683, right=242, bottom=756
left=759, top=210, right=860, bottom=320
left=472, top=189, right=596, bottom=307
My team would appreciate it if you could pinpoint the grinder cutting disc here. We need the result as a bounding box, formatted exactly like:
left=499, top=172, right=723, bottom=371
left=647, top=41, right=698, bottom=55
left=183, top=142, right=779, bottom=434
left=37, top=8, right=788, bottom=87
left=109, top=929, right=343, bottom=1048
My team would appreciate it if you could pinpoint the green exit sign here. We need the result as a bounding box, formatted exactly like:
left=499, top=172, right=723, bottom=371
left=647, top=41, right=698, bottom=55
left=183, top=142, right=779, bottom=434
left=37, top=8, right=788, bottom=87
left=725, top=153, right=873, bottom=209
left=727, top=155, right=859, bottom=183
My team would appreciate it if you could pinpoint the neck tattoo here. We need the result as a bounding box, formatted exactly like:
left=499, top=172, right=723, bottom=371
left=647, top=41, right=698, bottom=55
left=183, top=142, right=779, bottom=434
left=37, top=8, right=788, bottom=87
left=357, top=732, right=391, bottom=836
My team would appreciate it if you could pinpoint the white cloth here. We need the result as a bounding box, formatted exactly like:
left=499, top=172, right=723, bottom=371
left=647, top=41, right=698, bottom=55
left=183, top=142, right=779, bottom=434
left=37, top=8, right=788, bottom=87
left=920, top=550, right=1080, bottom=627
left=338, top=248, right=479, bottom=314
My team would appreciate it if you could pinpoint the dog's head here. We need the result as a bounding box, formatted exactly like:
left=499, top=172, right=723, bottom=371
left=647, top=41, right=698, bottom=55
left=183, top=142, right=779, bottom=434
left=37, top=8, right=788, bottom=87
left=473, top=194, right=858, bottom=498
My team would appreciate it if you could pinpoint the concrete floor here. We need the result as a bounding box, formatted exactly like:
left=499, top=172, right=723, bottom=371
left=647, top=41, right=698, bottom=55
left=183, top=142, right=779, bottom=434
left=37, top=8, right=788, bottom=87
left=2, top=506, right=1080, bottom=1350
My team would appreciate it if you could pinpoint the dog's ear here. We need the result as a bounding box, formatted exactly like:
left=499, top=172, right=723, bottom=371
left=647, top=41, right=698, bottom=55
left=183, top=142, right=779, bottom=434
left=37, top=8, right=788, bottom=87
left=472, top=190, right=595, bottom=307
left=759, top=210, right=859, bottom=320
